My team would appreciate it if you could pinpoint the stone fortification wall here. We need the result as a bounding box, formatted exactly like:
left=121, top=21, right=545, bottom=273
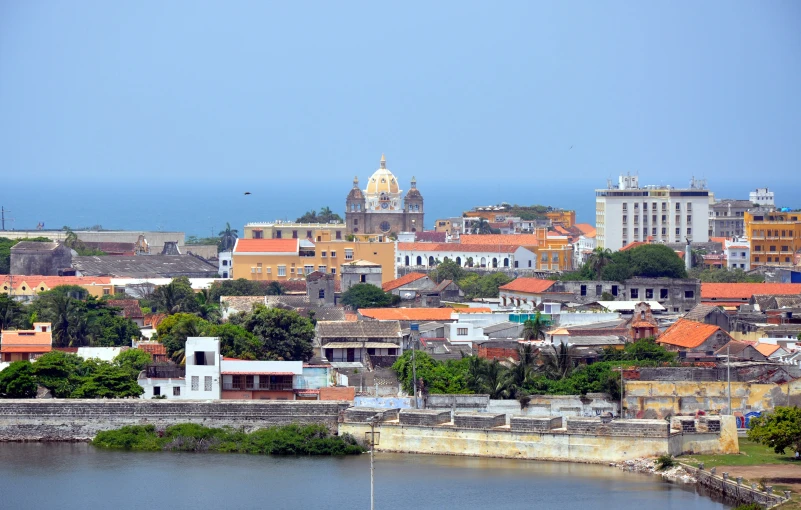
left=399, top=410, right=451, bottom=426
left=425, top=394, right=490, bottom=409
left=624, top=380, right=799, bottom=418
left=426, top=393, right=617, bottom=418
left=344, top=407, right=399, bottom=423
left=566, top=417, right=669, bottom=437
left=509, top=416, right=562, bottom=432
left=0, top=400, right=350, bottom=441
left=453, top=413, right=505, bottom=429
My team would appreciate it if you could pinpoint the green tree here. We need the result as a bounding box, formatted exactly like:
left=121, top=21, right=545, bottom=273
left=31, top=351, right=89, bottom=397
left=156, top=313, right=210, bottom=363
left=747, top=406, right=801, bottom=455
left=0, top=294, right=28, bottom=330
left=244, top=306, right=315, bottom=361
left=340, top=284, right=398, bottom=308
left=429, top=259, right=466, bottom=283
left=70, top=361, right=144, bottom=398
left=522, top=312, right=545, bottom=340
left=540, top=343, right=575, bottom=380
left=595, top=244, right=688, bottom=281
left=470, top=217, right=493, bottom=234
left=0, top=361, right=38, bottom=398
left=152, top=277, right=199, bottom=315
left=218, top=222, right=238, bottom=252
left=587, top=248, right=613, bottom=280
left=208, top=323, right=262, bottom=359
left=297, top=207, right=343, bottom=224
left=602, top=338, right=676, bottom=363
left=114, top=349, right=153, bottom=376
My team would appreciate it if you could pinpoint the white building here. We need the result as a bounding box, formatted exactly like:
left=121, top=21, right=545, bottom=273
left=138, top=337, right=221, bottom=399
left=595, top=174, right=711, bottom=251
left=397, top=243, right=537, bottom=270
left=749, top=188, right=774, bottom=207
left=218, top=251, right=233, bottom=278
left=725, top=238, right=751, bottom=271
left=573, top=233, right=596, bottom=268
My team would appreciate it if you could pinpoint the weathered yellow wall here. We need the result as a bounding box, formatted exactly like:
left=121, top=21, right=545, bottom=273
left=677, top=416, right=739, bottom=455
left=340, top=423, right=676, bottom=463
left=624, top=381, right=796, bottom=418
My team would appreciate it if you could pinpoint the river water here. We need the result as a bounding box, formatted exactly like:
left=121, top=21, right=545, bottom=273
left=0, top=443, right=727, bottom=509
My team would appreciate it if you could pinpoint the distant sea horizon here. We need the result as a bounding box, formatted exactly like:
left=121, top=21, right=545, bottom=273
left=1, top=176, right=796, bottom=239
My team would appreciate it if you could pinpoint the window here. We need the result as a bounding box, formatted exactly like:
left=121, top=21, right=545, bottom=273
left=622, top=215, right=627, bottom=224
left=318, top=265, right=326, bottom=272
left=345, top=249, right=354, bottom=260
left=675, top=228, right=680, bottom=236
left=634, top=203, right=639, bottom=210
left=360, top=274, right=367, bottom=283
left=297, top=267, right=304, bottom=276
left=306, top=230, right=312, bottom=238
left=330, top=251, right=336, bottom=258
left=330, top=268, right=336, bottom=275
left=630, top=289, right=639, bottom=299
left=595, top=285, right=602, bottom=296
left=687, top=228, right=692, bottom=236
left=661, top=227, right=667, bottom=235
left=652, top=228, right=657, bottom=236
left=645, top=288, right=653, bottom=299
left=580, top=285, right=587, bottom=296
left=222, top=260, right=228, bottom=266
left=622, top=203, right=628, bottom=211
left=611, top=285, right=618, bottom=296
left=675, top=215, right=681, bottom=224
left=292, top=230, right=298, bottom=239
left=754, top=245, right=762, bottom=252
left=321, top=251, right=327, bottom=258
left=353, top=218, right=358, bottom=225
left=528, top=260, right=532, bottom=268
left=457, top=328, right=468, bottom=336
left=687, top=215, right=692, bottom=223
left=253, top=229, right=263, bottom=239
left=786, top=257, right=791, bottom=263
left=662, top=203, right=667, bottom=211
left=204, top=376, right=212, bottom=391
left=191, top=376, right=199, bottom=391
left=661, top=215, right=667, bottom=222
left=660, top=289, right=668, bottom=299
left=319, top=289, right=325, bottom=299
left=277, top=265, right=286, bottom=277
left=684, top=291, right=694, bottom=299
left=305, top=265, right=314, bottom=274
left=755, top=256, right=760, bottom=262
left=675, top=203, right=681, bottom=211
left=173, top=387, right=181, bottom=396
left=770, top=246, right=776, bottom=252
left=336, top=231, right=342, bottom=240
left=153, top=386, right=161, bottom=396
left=275, top=230, right=282, bottom=239
left=103, top=288, right=110, bottom=295
left=687, top=203, right=692, bottom=211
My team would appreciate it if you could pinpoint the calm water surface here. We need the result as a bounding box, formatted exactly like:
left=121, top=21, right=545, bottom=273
left=0, top=443, right=728, bottom=510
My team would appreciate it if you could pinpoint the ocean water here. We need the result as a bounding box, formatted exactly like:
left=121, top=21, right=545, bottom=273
left=0, top=177, right=792, bottom=238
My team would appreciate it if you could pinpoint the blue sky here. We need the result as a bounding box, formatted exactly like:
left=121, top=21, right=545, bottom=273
left=1, top=1, right=800, bottom=209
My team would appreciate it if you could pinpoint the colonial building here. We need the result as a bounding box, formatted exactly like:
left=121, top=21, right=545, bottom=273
left=345, top=155, right=424, bottom=235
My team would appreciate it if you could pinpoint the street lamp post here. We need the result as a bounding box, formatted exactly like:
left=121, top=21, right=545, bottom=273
left=410, top=323, right=419, bottom=409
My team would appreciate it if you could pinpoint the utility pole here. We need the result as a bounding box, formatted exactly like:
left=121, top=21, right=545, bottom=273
left=368, top=414, right=380, bottom=510
left=0, top=206, right=8, bottom=231
left=727, top=343, right=732, bottom=415
left=410, top=323, right=419, bottom=409
left=619, top=366, right=624, bottom=418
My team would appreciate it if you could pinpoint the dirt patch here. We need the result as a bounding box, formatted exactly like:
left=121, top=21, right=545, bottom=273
left=716, top=464, right=801, bottom=493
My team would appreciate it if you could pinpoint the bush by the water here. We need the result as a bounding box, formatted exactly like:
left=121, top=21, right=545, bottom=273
left=93, top=423, right=364, bottom=455
left=655, top=454, right=675, bottom=471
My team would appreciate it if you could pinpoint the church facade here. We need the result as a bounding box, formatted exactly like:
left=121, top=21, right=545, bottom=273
left=345, top=155, right=424, bottom=236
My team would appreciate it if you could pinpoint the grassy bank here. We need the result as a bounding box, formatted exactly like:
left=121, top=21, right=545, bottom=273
left=680, top=438, right=796, bottom=468
left=92, top=423, right=365, bottom=455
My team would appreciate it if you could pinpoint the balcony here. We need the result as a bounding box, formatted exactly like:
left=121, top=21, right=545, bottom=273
left=223, top=382, right=294, bottom=391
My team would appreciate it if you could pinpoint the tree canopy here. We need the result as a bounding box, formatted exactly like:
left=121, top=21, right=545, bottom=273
left=747, top=406, right=801, bottom=455
left=563, top=243, right=688, bottom=281
left=340, top=284, right=399, bottom=308
left=296, top=207, right=343, bottom=224
left=208, top=278, right=285, bottom=303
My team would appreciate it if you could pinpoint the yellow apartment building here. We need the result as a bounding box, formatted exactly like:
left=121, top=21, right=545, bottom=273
left=458, top=232, right=574, bottom=271
left=745, top=210, right=801, bottom=267
left=1, top=276, right=114, bottom=301
left=231, top=238, right=397, bottom=284
left=546, top=210, right=576, bottom=228
left=243, top=222, right=347, bottom=241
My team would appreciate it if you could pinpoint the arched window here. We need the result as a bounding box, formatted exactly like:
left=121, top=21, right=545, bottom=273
left=405, top=256, right=410, bottom=266
left=503, top=258, right=509, bottom=267
left=480, top=257, right=486, bottom=267
left=428, top=256, right=435, bottom=266
left=416, top=256, right=422, bottom=266
left=492, top=258, right=498, bottom=268
left=455, top=257, right=462, bottom=266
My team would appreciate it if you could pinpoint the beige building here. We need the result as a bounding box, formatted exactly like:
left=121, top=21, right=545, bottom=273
left=231, top=238, right=396, bottom=284
left=243, top=222, right=347, bottom=241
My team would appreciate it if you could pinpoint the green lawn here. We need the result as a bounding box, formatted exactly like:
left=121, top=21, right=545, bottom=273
left=680, top=438, right=797, bottom=467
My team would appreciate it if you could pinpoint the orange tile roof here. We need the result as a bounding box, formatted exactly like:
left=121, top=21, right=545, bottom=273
left=498, top=278, right=555, bottom=294
left=1, top=275, right=112, bottom=290
left=233, top=238, right=298, bottom=253
left=574, top=223, right=597, bottom=238
left=398, top=242, right=520, bottom=253
left=459, top=234, right=540, bottom=247
left=1, top=329, right=52, bottom=352
left=620, top=238, right=654, bottom=251
left=701, top=283, right=801, bottom=301
left=382, top=273, right=429, bottom=292
left=358, top=308, right=490, bottom=321
left=344, top=312, right=359, bottom=322
left=754, top=343, right=781, bottom=357
left=136, top=343, right=167, bottom=356
left=656, top=319, right=728, bottom=349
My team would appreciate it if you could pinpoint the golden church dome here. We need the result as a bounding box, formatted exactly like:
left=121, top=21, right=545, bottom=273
left=365, top=154, right=400, bottom=195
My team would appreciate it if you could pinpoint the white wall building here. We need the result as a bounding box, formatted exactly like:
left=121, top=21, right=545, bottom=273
left=749, top=188, right=774, bottom=207
left=397, top=243, right=537, bottom=270
left=595, top=174, right=711, bottom=251
left=218, top=251, right=233, bottom=278
left=138, top=337, right=221, bottom=399
left=725, top=238, right=751, bottom=271
left=573, top=234, right=596, bottom=268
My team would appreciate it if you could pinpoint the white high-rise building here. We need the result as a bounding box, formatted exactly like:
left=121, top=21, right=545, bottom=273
left=749, top=188, right=774, bottom=207
left=595, top=174, right=711, bottom=251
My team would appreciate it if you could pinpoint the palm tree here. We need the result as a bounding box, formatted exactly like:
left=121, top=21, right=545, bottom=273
left=471, top=217, right=493, bottom=234
left=266, top=281, right=284, bottom=296
left=587, top=247, right=613, bottom=280
left=522, top=312, right=545, bottom=341
left=218, top=223, right=238, bottom=252
left=319, top=206, right=333, bottom=222
left=540, top=343, right=575, bottom=380
left=481, top=360, right=510, bottom=399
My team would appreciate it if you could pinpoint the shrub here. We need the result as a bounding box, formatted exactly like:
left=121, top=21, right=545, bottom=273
left=656, top=454, right=675, bottom=470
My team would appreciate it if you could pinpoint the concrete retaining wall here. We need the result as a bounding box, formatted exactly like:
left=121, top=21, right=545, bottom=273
left=453, top=412, right=505, bottom=429
left=399, top=410, right=451, bottom=426
left=0, top=400, right=350, bottom=441
left=510, top=416, right=562, bottom=432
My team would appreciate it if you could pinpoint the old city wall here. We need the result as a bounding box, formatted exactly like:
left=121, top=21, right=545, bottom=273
left=623, top=380, right=800, bottom=419
left=340, top=412, right=738, bottom=463
left=0, top=400, right=351, bottom=441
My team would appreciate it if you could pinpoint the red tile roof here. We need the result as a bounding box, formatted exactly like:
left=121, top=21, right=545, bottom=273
left=701, top=283, right=801, bottom=301
left=415, top=231, right=447, bottom=243
left=574, top=224, right=597, bottom=238
left=233, top=238, right=298, bottom=253
left=398, top=242, right=520, bottom=253
left=459, top=234, right=539, bottom=246
left=498, top=278, right=555, bottom=294
left=106, top=299, right=144, bottom=319
left=358, top=308, right=491, bottom=321
left=382, top=273, right=429, bottom=292
left=136, top=343, right=167, bottom=356
left=656, top=319, right=728, bottom=349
